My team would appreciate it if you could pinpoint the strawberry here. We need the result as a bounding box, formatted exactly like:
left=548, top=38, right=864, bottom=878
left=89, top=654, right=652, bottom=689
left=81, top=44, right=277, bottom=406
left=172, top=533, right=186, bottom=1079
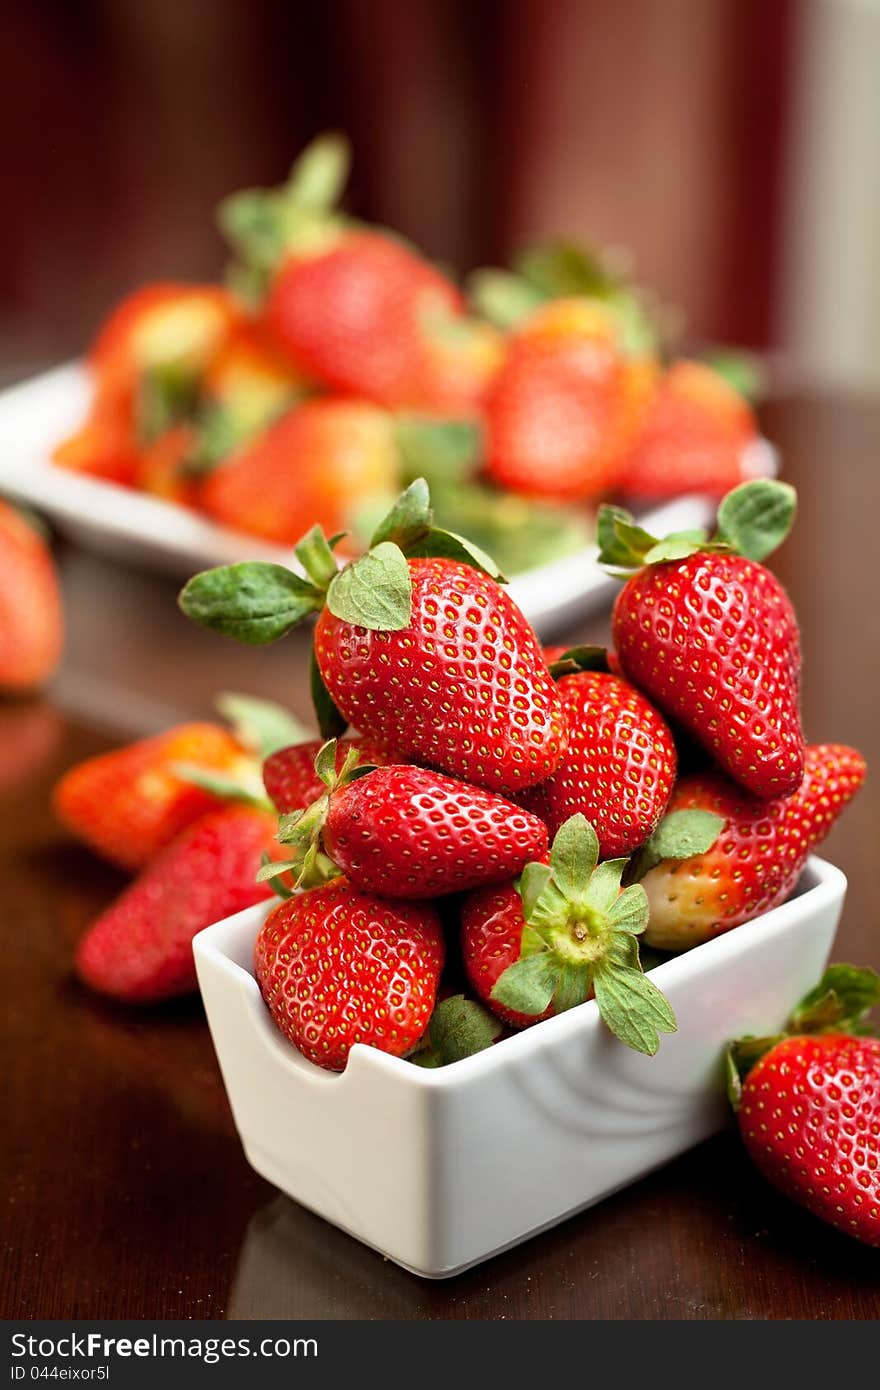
left=198, top=397, right=398, bottom=545
left=484, top=298, right=656, bottom=501
left=519, top=658, right=677, bottom=856
left=193, top=319, right=307, bottom=466
left=263, top=735, right=396, bottom=813
left=0, top=502, right=63, bottom=690
left=412, top=314, right=503, bottom=416
left=459, top=814, right=704, bottom=1053
left=254, top=878, right=445, bottom=1071
left=266, top=230, right=464, bottom=408
left=180, top=479, right=568, bottom=795
left=728, top=965, right=880, bottom=1247
left=270, top=744, right=549, bottom=898
left=601, top=479, right=804, bottom=799
left=461, top=879, right=554, bottom=1030
left=620, top=359, right=763, bottom=502
left=53, top=721, right=256, bottom=871
left=638, top=743, right=866, bottom=951
left=52, top=393, right=140, bottom=487
left=76, top=806, right=278, bottom=1003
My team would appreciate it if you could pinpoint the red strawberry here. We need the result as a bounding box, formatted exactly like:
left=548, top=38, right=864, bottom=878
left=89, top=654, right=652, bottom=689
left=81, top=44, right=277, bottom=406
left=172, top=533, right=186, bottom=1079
left=519, top=668, right=677, bottom=856
left=53, top=722, right=254, bottom=871
left=263, top=736, right=396, bottom=813
left=620, top=359, right=763, bottom=502
left=639, top=743, right=866, bottom=951
left=0, top=502, right=63, bottom=690
left=279, top=754, right=549, bottom=898
left=180, top=480, right=568, bottom=795
left=76, top=806, right=278, bottom=1003
left=485, top=299, right=656, bottom=501
left=460, top=814, right=682, bottom=1053
left=729, top=965, right=880, bottom=1247
left=254, top=878, right=445, bottom=1071
left=266, top=230, right=463, bottom=408
left=314, top=556, right=566, bottom=794
left=461, top=880, right=554, bottom=1029
left=603, top=481, right=804, bottom=799
left=198, top=398, right=398, bottom=546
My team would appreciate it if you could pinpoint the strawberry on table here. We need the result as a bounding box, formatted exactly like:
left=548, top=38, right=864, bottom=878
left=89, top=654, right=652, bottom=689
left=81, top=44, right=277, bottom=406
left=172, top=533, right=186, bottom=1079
left=619, top=359, right=764, bottom=502
left=75, top=805, right=279, bottom=1003
left=602, top=478, right=804, bottom=799
left=254, top=878, right=445, bottom=1071
left=179, top=478, right=568, bottom=795
left=53, top=721, right=258, bottom=871
left=198, top=398, right=399, bottom=546
left=519, top=650, right=677, bottom=856
left=0, top=501, right=63, bottom=691
left=266, top=741, right=549, bottom=898
left=638, top=743, right=866, bottom=951
left=728, top=964, right=880, bottom=1247
left=459, top=813, right=715, bottom=1053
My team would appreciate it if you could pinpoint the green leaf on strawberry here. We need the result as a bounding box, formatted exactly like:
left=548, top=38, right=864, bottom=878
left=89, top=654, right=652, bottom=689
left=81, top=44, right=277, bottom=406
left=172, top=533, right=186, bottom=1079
left=325, top=541, right=413, bottom=630
left=547, top=645, right=611, bottom=678
left=490, top=814, right=678, bottom=1056
left=310, top=649, right=348, bottom=740
left=627, top=807, right=725, bottom=883
left=178, top=561, right=325, bottom=644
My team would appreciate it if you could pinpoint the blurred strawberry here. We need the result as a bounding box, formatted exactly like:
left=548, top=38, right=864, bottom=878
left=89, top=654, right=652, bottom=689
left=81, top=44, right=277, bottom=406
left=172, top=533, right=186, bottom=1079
left=265, top=229, right=465, bottom=408
left=0, top=501, right=63, bottom=690
left=53, top=722, right=257, bottom=872
left=619, top=359, right=763, bottom=501
left=135, top=423, right=199, bottom=505
left=485, top=298, right=656, bottom=501
left=75, top=805, right=278, bottom=1003
left=195, top=319, right=308, bottom=464
left=53, top=394, right=140, bottom=487
left=198, top=397, right=398, bottom=545
left=411, top=313, right=503, bottom=416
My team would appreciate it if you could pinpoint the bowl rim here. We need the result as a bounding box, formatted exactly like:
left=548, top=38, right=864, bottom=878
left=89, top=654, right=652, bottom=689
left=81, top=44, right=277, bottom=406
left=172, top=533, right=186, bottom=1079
left=193, top=853, right=846, bottom=1091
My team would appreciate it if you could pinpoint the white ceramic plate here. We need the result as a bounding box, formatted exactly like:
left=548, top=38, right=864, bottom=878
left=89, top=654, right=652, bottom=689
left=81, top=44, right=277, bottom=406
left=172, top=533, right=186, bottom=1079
left=0, top=362, right=776, bottom=637
left=194, top=857, right=844, bottom=1278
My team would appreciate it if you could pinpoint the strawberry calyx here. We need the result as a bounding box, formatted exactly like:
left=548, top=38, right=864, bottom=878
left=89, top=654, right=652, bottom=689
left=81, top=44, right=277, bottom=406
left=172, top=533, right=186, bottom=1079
left=726, top=963, right=880, bottom=1108
left=490, top=814, right=677, bottom=1055
left=469, top=238, right=662, bottom=355
left=547, top=645, right=612, bottom=679
left=218, top=133, right=351, bottom=300
left=258, top=737, right=375, bottom=891
left=597, top=478, right=797, bottom=574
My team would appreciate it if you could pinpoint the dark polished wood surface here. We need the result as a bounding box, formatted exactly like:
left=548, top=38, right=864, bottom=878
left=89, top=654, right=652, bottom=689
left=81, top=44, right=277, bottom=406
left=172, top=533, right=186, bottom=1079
left=4, top=388, right=880, bottom=1320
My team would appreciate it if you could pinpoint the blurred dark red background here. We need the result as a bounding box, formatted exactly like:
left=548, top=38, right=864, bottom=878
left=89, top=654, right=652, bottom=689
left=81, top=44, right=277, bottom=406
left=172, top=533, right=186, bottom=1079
left=1, top=0, right=795, bottom=372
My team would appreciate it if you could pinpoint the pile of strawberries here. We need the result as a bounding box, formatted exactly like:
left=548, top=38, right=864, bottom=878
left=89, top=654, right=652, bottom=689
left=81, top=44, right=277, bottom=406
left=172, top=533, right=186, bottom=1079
left=53, top=135, right=766, bottom=576
left=59, top=473, right=880, bottom=1247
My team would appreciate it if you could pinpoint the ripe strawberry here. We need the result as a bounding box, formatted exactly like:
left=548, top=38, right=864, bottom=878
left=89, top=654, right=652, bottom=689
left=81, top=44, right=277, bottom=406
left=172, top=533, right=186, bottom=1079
left=519, top=666, right=677, bottom=856
left=53, top=722, right=254, bottom=871
left=314, top=556, right=565, bottom=793
left=76, top=806, right=278, bottom=1003
left=461, top=880, right=554, bottom=1029
left=413, top=314, right=504, bottom=415
left=484, top=299, right=655, bottom=501
left=459, top=814, right=686, bottom=1053
left=603, top=480, right=804, bottom=799
left=0, top=502, right=63, bottom=690
left=276, top=750, right=549, bottom=898
left=640, top=743, right=866, bottom=951
left=266, top=230, right=464, bottom=408
left=88, top=283, right=238, bottom=404
left=263, top=735, right=396, bottom=813
left=254, top=878, right=444, bottom=1071
left=620, top=359, right=763, bottom=502
left=729, top=965, right=880, bottom=1247
left=52, top=394, right=140, bottom=487
left=180, top=479, right=568, bottom=794
left=198, top=398, right=398, bottom=545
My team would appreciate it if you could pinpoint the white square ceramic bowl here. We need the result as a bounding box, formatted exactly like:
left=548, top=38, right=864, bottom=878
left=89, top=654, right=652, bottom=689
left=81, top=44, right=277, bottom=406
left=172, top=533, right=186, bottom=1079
left=193, top=855, right=845, bottom=1279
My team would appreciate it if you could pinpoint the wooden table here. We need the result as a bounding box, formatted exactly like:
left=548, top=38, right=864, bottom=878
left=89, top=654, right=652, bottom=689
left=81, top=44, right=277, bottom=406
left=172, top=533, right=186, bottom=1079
left=4, top=389, right=880, bottom=1320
